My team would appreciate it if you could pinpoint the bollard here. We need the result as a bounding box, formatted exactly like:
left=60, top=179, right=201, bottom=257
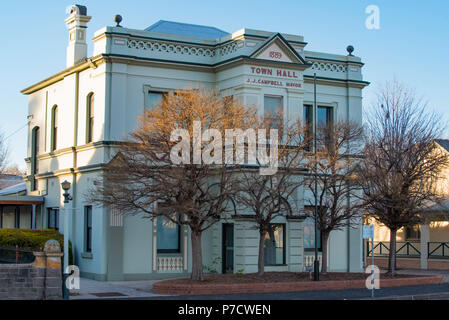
left=62, top=273, right=70, bottom=300
left=15, top=245, right=18, bottom=264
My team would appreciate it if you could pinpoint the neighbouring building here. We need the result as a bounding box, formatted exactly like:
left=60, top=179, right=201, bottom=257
left=368, top=139, right=449, bottom=270
left=16, top=5, right=369, bottom=280
left=0, top=174, right=43, bottom=229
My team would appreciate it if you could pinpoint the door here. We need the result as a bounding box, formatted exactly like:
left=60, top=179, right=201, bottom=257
left=222, top=223, right=234, bottom=274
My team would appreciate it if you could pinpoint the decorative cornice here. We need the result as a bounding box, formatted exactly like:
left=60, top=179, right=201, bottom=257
left=303, top=75, right=370, bottom=89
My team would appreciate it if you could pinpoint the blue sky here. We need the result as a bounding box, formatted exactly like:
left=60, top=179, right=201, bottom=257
left=1, top=0, right=448, bottom=169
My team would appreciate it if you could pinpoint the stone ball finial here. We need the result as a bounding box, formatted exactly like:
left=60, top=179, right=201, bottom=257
left=44, top=239, right=61, bottom=253
left=114, top=15, right=123, bottom=27
left=346, top=45, right=354, bottom=56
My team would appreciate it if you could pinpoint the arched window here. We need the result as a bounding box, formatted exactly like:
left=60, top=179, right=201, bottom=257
left=51, top=105, right=58, bottom=151
left=86, top=93, right=94, bottom=143
left=31, top=126, right=40, bottom=191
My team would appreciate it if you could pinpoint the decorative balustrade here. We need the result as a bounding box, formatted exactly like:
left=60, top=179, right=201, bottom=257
left=308, top=61, right=348, bottom=73
left=157, top=256, right=184, bottom=271
left=303, top=255, right=322, bottom=271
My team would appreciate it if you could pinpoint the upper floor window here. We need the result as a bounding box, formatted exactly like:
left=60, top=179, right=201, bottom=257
left=86, top=93, right=94, bottom=143
left=31, top=127, right=40, bottom=191
left=51, top=105, right=58, bottom=151
left=303, top=105, right=333, bottom=150
left=264, top=95, right=283, bottom=129
left=303, top=105, right=333, bottom=127
left=147, top=91, right=165, bottom=110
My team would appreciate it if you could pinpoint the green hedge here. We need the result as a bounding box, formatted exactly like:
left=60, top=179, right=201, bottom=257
left=0, top=229, right=73, bottom=264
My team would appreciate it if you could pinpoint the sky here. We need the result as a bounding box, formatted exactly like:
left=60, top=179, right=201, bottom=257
left=0, top=0, right=448, bottom=170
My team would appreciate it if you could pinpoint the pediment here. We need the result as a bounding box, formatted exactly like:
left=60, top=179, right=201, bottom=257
left=251, top=33, right=307, bottom=65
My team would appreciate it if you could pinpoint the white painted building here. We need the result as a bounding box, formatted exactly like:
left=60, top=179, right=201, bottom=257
left=16, top=5, right=369, bottom=280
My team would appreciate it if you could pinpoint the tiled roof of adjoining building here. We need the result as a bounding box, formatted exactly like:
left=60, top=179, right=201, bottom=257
left=0, top=174, right=23, bottom=190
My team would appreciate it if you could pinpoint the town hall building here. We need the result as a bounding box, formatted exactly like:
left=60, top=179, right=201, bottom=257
left=17, top=5, right=369, bottom=280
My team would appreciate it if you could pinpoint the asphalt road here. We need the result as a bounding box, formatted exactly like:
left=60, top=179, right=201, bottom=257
left=138, top=283, right=449, bottom=300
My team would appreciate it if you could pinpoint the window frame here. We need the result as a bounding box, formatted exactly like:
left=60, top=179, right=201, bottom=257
left=51, top=105, right=58, bottom=151
left=85, top=206, right=93, bottom=253
left=303, top=104, right=334, bottom=151
left=31, top=126, right=40, bottom=191
left=86, top=93, right=94, bottom=144
left=405, top=225, right=421, bottom=240
left=303, top=207, right=323, bottom=252
left=47, top=208, right=59, bottom=230
left=263, top=95, right=284, bottom=128
left=156, top=216, right=181, bottom=254
left=264, top=223, right=286, bottom=266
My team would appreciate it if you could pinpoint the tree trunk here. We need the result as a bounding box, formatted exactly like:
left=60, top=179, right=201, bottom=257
left=258, top=230, right=266, bottom=276
left=388, top=229, right=397, bottom=276
left=190, top=230, right=203, bottom=281
left=321, top=232, right=329, bottom=274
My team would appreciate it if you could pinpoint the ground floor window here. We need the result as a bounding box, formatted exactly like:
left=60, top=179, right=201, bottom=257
left=85, top=206, right=92, bottom=252
left=157, top=217, right=180, bottom=253
left=47, top=208, right=59, bottom=230
left=405, top=225, right=420, bottom=240
left=304, top=217, right=322, bottom=251
left=264, top=224, right=285, bottom=265
left=0, top=206, right=17, bottom=228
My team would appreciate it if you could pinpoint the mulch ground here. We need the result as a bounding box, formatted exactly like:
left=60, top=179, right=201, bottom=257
left=163, top=272, right=420, bottom=285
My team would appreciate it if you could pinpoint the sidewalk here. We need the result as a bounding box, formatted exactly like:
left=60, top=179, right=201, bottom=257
left=394, top=269, right=449, bottom=283
left=70, top=278, right=171, bottom=300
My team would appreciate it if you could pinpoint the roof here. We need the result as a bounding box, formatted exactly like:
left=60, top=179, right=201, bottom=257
left=0, top=174, right=24, bottom=190
left=0, top=194, right=44, bottom=205
left=435, top=139, right=449, bottom=152
left=145, top=20, right=229, bottom=40
left=0, top=182, right=26, bottom=196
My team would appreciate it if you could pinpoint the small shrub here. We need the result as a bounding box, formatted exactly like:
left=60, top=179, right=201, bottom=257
left=0, top=229, right=73, bottom=264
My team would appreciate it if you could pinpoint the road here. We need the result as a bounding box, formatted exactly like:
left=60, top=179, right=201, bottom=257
left=135, top=283, right=449, bottom=300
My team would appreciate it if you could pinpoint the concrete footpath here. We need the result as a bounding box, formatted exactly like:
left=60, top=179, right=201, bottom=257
left=70, top=278, right=171, bottom=299
left=70, top=269, right=449, bottom=300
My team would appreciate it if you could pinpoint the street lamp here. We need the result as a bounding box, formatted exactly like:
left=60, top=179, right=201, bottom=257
left=61, top=180, right=72, bottom=300
left=313, top=73, right=319, bottom=281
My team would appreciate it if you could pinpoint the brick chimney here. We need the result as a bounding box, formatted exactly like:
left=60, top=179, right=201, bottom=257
left=65, top=5, right=91, bottom=68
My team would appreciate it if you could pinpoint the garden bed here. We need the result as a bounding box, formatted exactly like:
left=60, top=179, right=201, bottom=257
left=153, top=272, right=443, bottom=295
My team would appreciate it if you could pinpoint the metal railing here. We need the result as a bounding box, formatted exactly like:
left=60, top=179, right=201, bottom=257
left=428, top=242, right=449, bottom=259
left=367, top=241, right=421, bottom=257
left=0, top=246, right=35, bottom=264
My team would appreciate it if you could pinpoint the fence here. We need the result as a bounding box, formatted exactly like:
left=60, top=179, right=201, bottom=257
left=367, top=241, right=449, bottom=259
left=428, top=242, right=449, bottom=259
left=0, top=246, right=35, bottom=264
left=0, top=240, right=63, bottom=300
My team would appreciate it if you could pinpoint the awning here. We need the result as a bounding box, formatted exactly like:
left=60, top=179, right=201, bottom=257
left=0, top=195, right=44, bottom=205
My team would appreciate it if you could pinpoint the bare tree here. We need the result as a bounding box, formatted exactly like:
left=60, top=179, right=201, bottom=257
left=304, top=121, right=364, bottom=273
left=0, top=131, right=9, bottom=189
left=3, top=165, right=25, bottom=176
left=358, top=80, right=449, bottom=275
left=234, top=114, right=308, bottom=275
left=0, top=131, right=8, bottom=174
left=88, top=89, right=255, bottom=281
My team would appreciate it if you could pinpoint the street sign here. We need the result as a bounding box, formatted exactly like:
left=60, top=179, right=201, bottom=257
left=362, top=225, right=374, bottom=239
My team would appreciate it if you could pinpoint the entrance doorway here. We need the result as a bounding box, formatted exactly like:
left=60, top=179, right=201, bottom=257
left=222, top=223, right=234, bottom=274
